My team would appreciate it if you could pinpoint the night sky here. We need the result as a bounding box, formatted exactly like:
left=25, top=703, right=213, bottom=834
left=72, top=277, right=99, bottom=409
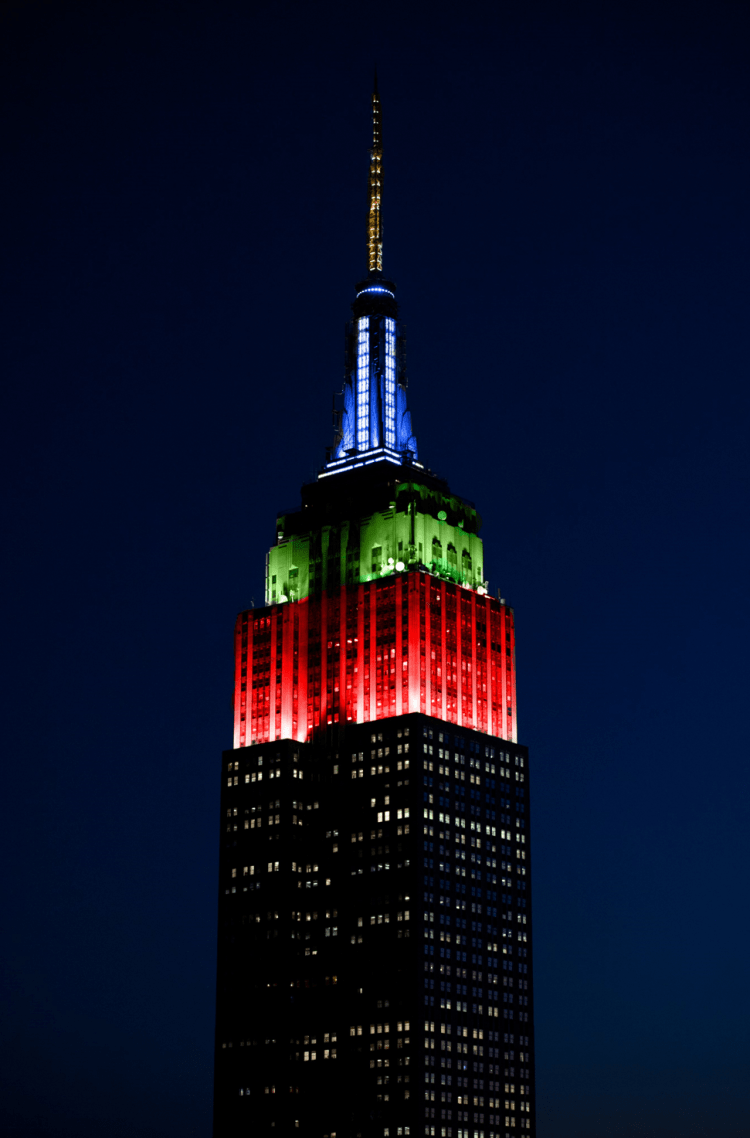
left=2, top=2, right=749, bottom=1135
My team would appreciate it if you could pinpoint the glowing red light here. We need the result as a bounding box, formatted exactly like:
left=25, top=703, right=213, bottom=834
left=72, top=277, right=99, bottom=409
left=234, top=570, right=516, bottom=748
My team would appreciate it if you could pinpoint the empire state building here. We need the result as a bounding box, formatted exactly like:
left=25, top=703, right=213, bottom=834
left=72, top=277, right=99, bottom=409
left=213, top=77, right=536, bottom=1138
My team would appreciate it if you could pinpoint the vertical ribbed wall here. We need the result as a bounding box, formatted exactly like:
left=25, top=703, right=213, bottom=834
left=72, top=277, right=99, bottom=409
left=233, top=570, right=516, bottom=748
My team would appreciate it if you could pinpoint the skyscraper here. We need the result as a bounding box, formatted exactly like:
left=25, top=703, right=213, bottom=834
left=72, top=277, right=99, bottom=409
left=213, top=78, right=535, bottom=1138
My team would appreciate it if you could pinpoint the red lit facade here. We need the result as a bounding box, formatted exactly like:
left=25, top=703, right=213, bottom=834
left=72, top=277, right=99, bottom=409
left=233, top=569, right=517, bottom=748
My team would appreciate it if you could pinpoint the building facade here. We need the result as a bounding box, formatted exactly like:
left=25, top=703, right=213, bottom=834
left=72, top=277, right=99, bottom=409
left=214, top=79, right=536, bottom=1138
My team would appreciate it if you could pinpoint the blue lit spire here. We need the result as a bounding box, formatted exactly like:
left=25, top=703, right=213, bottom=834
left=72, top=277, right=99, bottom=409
left=327, top=78, right=418, bottom=473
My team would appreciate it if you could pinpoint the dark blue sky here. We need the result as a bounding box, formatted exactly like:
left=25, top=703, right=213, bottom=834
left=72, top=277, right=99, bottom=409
left=2, top=2, right=749, bottom=1135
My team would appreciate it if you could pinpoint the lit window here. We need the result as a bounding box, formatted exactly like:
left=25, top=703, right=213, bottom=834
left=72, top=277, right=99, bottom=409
left=384, top=317, right=396, bottom=449
left=356, top=316, right=370, bottom=450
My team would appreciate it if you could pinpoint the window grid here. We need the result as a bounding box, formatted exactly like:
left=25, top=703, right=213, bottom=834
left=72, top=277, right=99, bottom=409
left=357, top=316, right=370, bottom=450
left=235, top=572, right=517, bottom=747
left=384, top=317, right=396, bottom=449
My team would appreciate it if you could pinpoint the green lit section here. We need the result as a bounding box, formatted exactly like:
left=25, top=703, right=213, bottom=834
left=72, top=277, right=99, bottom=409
left=265, top=482, right=487, bottom=604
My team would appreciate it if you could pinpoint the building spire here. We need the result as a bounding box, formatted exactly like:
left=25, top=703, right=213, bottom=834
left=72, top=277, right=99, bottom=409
left=325, top=77, right=418, bottom=471
left=367, top=72, right=383, bottom=273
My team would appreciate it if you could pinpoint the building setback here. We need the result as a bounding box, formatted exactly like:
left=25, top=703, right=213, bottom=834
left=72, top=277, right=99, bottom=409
left=213, top=78, right=536, bottom=1138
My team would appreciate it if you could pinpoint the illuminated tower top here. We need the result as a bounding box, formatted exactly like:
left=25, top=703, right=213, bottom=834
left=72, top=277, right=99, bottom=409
left=327, top=76, right=418, bottom=472
left=239, top=76, right=518, bottom=753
